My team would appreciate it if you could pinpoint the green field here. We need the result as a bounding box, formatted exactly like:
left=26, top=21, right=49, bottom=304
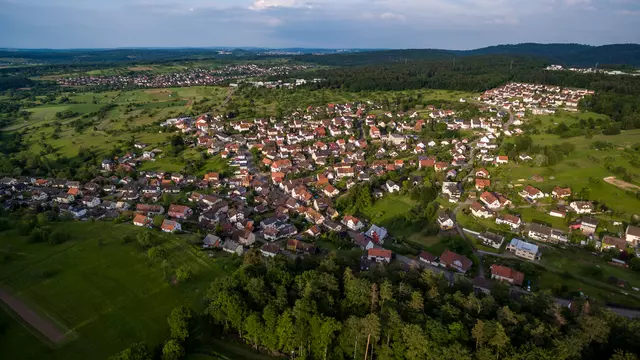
left=361, top=194, right=417, bottom=235
left=502, top=130, right=640, bottom=215
left=0, top=221, right=237, bottom=360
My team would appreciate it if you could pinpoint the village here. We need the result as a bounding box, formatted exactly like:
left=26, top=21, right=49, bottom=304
left=2, top=82, right=640, bottom=308
left=55, top=63, right=312, bottom=88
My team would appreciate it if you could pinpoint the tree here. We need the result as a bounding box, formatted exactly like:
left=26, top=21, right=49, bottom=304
left=137, top=231, right=154, bottom=248
left=472, top=320, right=486, bottom=350
left=175, top=266, right=193, bottom=282
left=148, top=247, right=165, bottom=262
left=243, top=312, right=264, bottom=348
left=161, top=340, right=185, bottom=360
left=109, top=342, right=152, bottom=360
left=167, top=306, right=193, bottom=341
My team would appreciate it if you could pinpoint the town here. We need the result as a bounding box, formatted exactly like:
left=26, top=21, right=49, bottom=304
left=3, top=82, right=639, bottom=315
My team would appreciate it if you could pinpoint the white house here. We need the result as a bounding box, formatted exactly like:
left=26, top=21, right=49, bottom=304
left=570, top=201, right=593, bottom=214
left=385, top=180, right=400, bottom=193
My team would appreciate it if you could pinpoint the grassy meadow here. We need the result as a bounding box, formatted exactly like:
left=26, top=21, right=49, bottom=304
left=501, top=129, right=640, bottom=215
left=0, top=221, right=239, bottom=360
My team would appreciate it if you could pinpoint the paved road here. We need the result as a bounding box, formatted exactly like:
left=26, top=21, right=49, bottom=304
left=395, top=254, right=455, bottom=283
left=447, top=209, right=486, bottom=279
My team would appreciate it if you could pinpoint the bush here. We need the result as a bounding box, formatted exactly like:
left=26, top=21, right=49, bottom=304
left=28, top=227, right=50, bottom=243
left=175, top=266, right=193, bottom=282
left=49, top=230, right=68, bottom=245
left=148, top=247, right=166, bottom=262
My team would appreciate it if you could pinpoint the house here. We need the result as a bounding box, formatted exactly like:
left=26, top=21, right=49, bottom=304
left=439, top=250, right=473, bottom=273
left=570, top=201, right=593, bottom=214
left=305, top=208, right=325, bottom=225
left=478, top=231, right=505, bottom=249
left=625, top=225, right=640, bottom=245
left=203, top=234, right=222, bottom=249
left=133, top=214, right=152, bottom=228
left=528, top=223, right=552, bottom=242
left=495, top=156, right=509, bottom=165
left=161, top=219, right=181, bottom=233
left=168, top=204, right=193, bottom=219
left=519, top=185, right=544, bottom=201
left=442, top=182, right=462, bottom=203
left=602, top=235, right=626, bottom=251
left=480, top=192, right=501, bottom=210
left=286, top=239, right=317, bottom=255
left=475, top=179, right=491, bottom=191
left=418, top=251, right=439, bottom=266
left=365, top=225, right=388, bottom=244
left=385, top=180, right=400, bottom=193
left=506, top=239, right=540, bottom=260
left=550, top=229, right=569, bottom=243
left=260, top=243, right=280, bottom=257
left=350, top=231, right=374, bottom=250
left=490, top=265, right=524, bottom=286
left=549, top=208, right=567, bottom=218
left=222, top=240, right=243, bottom=256
left=496, top=214, right=522, bottom=230
left=470, top=202, right=494, bottom=218
left=552, top=186, right=572, bottom=199
left=368, top=248, right=392, bottom=263
left=342, top=215, right=364, bottom=231
left=475, top=168, right=490, bottom=178
left=136, top=204, right=164, bottom=216
left=580, top=217, right=599, bottom=236
left=234, top=229, right=256, bottom=246
left=436, top=211, right=455, bottom=230
left=323, top=185, right=339, bottom=198
left=323, top=219, right=343, bottom=232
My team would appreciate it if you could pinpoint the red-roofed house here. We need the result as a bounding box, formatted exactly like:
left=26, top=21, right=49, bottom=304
left=439, top=250, right=473, bottom=273
left=368, top=248, right=392, bottom=263
left=133, top=214, right=152, bottom=228
left=168, top=204, right=193, bottom=219
left=490, top=264, right=524, bottom=286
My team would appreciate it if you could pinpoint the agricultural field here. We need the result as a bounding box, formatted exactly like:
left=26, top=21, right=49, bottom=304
left=3, top=86, right=230, bottom=160
left=0, top=221, right=238, bottom=360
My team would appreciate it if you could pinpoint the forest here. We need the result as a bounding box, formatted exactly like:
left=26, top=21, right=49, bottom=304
left=180, top=253, right=640, bottom=360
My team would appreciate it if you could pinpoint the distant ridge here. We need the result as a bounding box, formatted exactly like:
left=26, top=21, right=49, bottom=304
left=1, top=43, right=639, bottom=67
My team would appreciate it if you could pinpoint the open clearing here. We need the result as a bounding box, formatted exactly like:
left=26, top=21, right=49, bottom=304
left=0, top=288, right=67, bottom=344
left=0, top=221, right=237, bottom=360
left=604, top=176, right=640, bottom=192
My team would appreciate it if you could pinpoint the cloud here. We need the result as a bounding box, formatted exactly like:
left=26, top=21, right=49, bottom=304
left=0, top=0, right=638, bottom=49
left=379, top=12, right=406, bottom=21
left=250, top=0, right=310, bottom=10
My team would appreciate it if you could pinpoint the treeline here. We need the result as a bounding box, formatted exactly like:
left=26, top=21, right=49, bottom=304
left=0, top=76, right=33, bottom=91
left=201, top=254, right=640, bottom=360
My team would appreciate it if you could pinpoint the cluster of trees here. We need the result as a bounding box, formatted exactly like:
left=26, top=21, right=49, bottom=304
left=203, top=253, right=640, bottom=360
left=110, top=306, right=194, bottom=360
left=500, top=136, right=575, bottom=167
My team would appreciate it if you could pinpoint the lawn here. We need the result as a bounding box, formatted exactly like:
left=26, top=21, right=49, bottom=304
left=0, top=221, right=237, bottom=360
left=527, top=110, right=609, bottom=131
left=361, top=194, right=417, bottom=236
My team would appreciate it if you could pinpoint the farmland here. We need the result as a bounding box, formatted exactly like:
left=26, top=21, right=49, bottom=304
left=0, top=221, right=238, bottom=360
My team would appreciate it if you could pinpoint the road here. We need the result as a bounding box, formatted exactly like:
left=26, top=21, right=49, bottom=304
left=502, top=108, right=515, bottom=130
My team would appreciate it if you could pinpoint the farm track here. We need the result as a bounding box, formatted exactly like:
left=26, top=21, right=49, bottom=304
left=0, top=288, right=66, bottom=344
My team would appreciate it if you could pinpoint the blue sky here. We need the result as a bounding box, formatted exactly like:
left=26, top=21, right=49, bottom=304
left=1, top=0, right=639, bottom=49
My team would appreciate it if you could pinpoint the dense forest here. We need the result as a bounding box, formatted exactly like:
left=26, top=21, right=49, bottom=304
left=197, top=254, right=640, bottom=360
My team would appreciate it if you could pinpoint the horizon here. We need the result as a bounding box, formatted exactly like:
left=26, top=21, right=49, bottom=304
left=1, top=0, right=640, bottom=49
left=2, top=42, right=640, bottom=52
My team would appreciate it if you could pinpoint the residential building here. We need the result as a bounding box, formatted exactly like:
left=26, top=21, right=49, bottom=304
left=133, top=214, right=152, bottom=228
left=602, top=235, right=626, bottom=251
left=490, top=265, right=524, bottom=286
left=342, top=215, right=364, bottom=231
left=260, top=243, right=280, bottom=257
left=168, top=204, right=193, bottom=219
left=552, top=186, right=572, bottom=199
left=580, top=217, right=599, bottom=236
left=506, top=239, right=540, bottom=260
left=470, top=202, right=494, bottom=218
left=222, top=240, right=243, bottom=256
left=625, top=225, right=640, bottom=245
left=368, top=248, right=392, bottom=263
left=496, top=214, right=522, bottom=230
left=419, top=251, right=438, bottom=266
left=528, top=223, right=552, bottom=242
left=478, top=231, right=505, bottom=249
left=570, top=201, right=594, bottom=214
left=385, top=180, right=400, bottom=193
left=439, top=250, right=473, bottom=273
left=203, top=234, right=222, bottom=249
left=161, top=219, right=181, bottom=233
left=436, top=211, right=455, bottom=230
left=365, top=225, right=388, bottom=244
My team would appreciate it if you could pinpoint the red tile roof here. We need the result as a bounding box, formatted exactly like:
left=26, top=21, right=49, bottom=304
left=490, top=265, right=524, bottom=286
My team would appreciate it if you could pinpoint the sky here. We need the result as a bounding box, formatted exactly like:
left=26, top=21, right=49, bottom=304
left=1, top=0, right=639, bottom=49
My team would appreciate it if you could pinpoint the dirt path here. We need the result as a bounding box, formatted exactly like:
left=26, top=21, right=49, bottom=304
left=0, top=288, right=66, bottom=344
left=604, top=176, right=640, bottom=192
